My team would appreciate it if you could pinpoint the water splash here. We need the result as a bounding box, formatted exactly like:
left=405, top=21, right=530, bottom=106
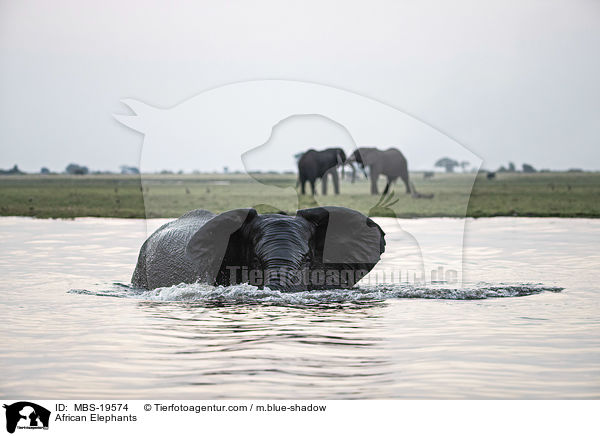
left=69, top=282, right=563, bottom=305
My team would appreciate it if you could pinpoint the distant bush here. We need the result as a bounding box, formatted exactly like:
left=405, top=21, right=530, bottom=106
left=91, top=170, right=114, bottom=175
left=435, top=157, right=459, bottom=173
left=522, top=163, right=537, bottom=173
left=120, top=165, right=140, bottom=175
left=65, top=163, right=89, bottom=175
left=40, top=167, right=50, bottom=174
left=0, top=164, right=24, bottom=175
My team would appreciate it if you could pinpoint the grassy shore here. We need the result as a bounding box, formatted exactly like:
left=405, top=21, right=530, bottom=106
left=0, top=172, right=598, bottom=218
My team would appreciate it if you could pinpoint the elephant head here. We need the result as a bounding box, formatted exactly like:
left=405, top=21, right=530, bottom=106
left=346, top=147, right=376, bottom=180
left=333, top=147, right=347, bottom=179
left=186, top=207, right=385, bottom=291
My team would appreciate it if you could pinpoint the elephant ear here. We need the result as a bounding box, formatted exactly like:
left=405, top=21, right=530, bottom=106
left=297, top=206, right=385, bottom=265
left=186, top=208, right=257, bottom=283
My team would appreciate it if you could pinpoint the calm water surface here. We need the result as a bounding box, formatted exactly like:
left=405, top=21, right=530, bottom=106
left=0, top=217, right=598, bottom=399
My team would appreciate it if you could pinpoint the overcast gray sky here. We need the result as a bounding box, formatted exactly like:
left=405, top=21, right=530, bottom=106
left=0, top=0, right=599, bottom=173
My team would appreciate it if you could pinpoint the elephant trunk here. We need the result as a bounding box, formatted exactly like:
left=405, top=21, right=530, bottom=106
left=345, top=154, right=367, bottom=181
left=264, top=264, right=305, bottom=291
left=254, top=220, right=311, bottom=291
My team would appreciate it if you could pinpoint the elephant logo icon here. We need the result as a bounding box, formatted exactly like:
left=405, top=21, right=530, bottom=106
left=3, top=402, right=50, bottom=433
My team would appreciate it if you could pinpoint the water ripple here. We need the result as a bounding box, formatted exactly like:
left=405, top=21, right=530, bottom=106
left=69, top=281, right=563, bottom=305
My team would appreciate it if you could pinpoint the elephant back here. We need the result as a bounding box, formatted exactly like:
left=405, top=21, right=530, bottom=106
left=381, top=148, right=408, bottom=176
left=133, top=209, right=216, bottom=289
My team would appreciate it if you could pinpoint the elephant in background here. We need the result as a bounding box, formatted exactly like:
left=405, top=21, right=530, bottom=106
left=132, top=207, right=385, bottom=291
left=347, top=147, right=411, bottom=195
left=297, top=148, right=347, bottom=195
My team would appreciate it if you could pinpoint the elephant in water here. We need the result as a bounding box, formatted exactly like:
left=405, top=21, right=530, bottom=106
left=297, top=148, right=347, bottom=195
left=347, top=147, right=411, bottom=195
left=132, top=207, right=385, bottom=291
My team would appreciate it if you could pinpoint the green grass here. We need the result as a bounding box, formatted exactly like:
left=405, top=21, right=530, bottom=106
left=0, top=172, right=599, bottom=219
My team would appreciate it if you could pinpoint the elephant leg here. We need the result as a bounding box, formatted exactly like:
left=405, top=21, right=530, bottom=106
left=301, top=178, right=306, bottom=195
left=401, top=173, right=411, bottom=194
left=332, top=169, right=340, bottom=195
left=321, top=174, right=328, bottom=195
left=370, top=170, right=379, bottom=195
left=384, top=176, right=398, bottom=195
left=383, top=179, right=392, bottom=195
left=310, top=180, right=316, bottom=196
